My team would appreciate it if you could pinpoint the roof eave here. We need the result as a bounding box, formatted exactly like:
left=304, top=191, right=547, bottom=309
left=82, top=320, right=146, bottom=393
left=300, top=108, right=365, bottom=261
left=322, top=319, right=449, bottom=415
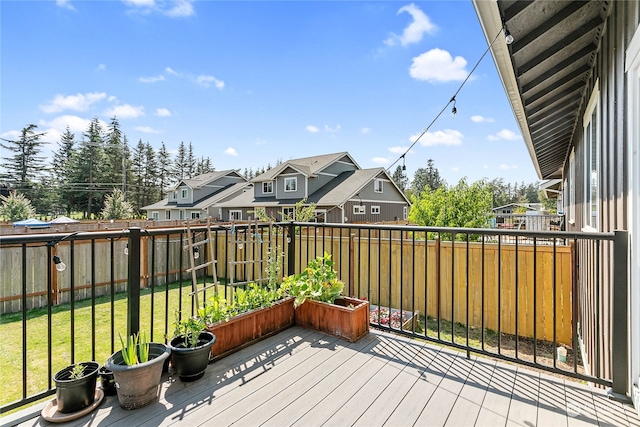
left=472, top=0, right=543, bottom=180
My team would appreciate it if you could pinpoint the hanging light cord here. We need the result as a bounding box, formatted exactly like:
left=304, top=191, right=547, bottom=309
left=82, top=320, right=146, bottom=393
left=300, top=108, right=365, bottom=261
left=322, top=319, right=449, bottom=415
left=386, top=26, right=505, bottom=173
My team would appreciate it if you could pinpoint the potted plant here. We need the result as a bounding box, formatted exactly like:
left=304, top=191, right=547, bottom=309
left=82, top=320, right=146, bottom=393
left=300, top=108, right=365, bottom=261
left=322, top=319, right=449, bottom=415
left=98, top=366, right=117, bottom=396
left=168, top=313, right=216, bottom=382
left=282, top=252, right=369, bottom=342
left=53, top=361, right=100, bottom=414
left=200, top=246, right=295, bottom=361
left=105, top=332, right=170, bottom=410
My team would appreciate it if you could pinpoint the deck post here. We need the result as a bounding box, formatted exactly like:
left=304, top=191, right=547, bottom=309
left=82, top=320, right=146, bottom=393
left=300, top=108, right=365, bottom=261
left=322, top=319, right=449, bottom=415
left=609, top=229, right=629, bottom=401
left=127, top=227, right=141, bottom=337
left=287, top=223, right=295, bottom=277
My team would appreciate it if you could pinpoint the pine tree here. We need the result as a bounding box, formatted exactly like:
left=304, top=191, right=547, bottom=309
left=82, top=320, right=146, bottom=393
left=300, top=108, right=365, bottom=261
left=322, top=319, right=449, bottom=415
left=391, top=165, right=408, bottom=192
left=0, top=124, right=48, bottom=197
left=186, top=142, right=196, bottom=178
left=104, top=117, right=127, bottom=195
left=411, top=159, right=443, bottom=195
left=131, top=139, right=146, bottom=212
left=173, top=141, right=187, bottom=180
left=157, top=142, right=173, bottom=197
left=52, top=126, right=76, bottom=214
left=143, top=142, right=160, bottom=209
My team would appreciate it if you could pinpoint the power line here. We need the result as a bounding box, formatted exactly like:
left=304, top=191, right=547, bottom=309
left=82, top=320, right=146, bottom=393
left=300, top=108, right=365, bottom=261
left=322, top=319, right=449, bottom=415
left=386, top=26, right=506, bottom=174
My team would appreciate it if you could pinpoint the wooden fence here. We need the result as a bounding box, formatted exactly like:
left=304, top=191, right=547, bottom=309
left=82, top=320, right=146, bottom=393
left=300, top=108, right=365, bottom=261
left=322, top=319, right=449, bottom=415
left=0, top=227, right=573, bottom=345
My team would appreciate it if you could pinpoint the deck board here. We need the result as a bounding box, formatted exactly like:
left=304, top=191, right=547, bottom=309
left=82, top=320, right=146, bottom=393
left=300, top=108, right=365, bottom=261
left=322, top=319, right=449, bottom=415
left=4, top=327, right=639, bottom=427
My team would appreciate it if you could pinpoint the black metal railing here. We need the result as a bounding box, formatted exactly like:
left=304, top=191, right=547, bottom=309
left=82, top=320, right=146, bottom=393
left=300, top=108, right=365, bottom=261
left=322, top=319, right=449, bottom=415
left=0, top=222, right=627, bottom=413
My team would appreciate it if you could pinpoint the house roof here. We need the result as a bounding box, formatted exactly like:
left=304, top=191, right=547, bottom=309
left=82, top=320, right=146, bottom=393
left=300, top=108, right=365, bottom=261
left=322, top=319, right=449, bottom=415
left=143, top=181, right=252, bottom=211
left=170, top=170, right=242, bottom=191
left=473, top=0, right=610, bottom=179
left=251, top=152, right=358, bottom=182
left=218, top=168, right=410, bottom=208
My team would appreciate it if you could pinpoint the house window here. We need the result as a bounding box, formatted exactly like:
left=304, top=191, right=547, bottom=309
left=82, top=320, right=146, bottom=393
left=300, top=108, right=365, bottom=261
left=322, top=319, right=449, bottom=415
left=284, top=177, right=297, bottom=192
left=230, top=210, right=242, bottom=221
left=181, top=189, right=188, bottom=199
left=263, top=181, right=273, bottom=194
left=371, top=206, right=380, bottom=215
left=353, top=205, right=365, bottom=215
left=151, top=211, right=159, bottom=220
left=191, top=211, right=200, bottom=219
left=173, top=191, right=178, bottom=200
left=583, top=81, right=599, bottom=231
left=165, top=211, right=171, bottom=220
left=312, top=210, right=326, bottom=223
left=282, top=207, right=295, bottom=220
left=403, top=206, right=408, bottom=220
left=374, top=179, right=383, bottom=193
left=179, top=210, right=185, bottom=220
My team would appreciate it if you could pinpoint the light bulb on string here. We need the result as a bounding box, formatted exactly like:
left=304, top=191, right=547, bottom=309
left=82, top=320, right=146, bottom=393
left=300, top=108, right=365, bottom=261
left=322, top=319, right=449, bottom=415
left=193, top=247, right=200, bottom=259
left=238, top=242, right=244, bottom=250
left=123, top=243, right=129, bottom=255
left=53, top=255, right=66, bottom=272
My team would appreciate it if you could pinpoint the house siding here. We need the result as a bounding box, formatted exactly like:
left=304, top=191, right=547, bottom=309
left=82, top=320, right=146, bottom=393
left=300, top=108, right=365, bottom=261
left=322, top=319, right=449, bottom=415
left=308, top=161, right=358, bottom=194
left=276, top=173, right=306, bottom=199
left=564, top=0, right=639, bottom=394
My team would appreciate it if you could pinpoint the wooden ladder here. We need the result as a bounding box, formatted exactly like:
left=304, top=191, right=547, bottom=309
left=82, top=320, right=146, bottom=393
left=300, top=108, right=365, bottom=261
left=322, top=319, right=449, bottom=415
left=184, top=216, right=219, bottom=308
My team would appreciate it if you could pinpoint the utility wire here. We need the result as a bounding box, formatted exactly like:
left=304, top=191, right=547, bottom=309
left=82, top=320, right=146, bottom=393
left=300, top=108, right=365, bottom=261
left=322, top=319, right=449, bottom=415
left=386, top=26, right=505, bottom=173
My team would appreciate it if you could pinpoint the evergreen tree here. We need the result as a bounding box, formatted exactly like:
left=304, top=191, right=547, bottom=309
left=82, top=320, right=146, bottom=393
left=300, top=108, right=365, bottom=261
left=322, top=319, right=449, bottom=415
left=143, top=142, right=160, bottom=209
left=410, top=159, right=443, bottom=195
left=186, top=142, right=196, bottom=178
left=391, top=165, right=408, bottom=192
left=157, top=142, right=173, bottom=196
left=52, top=126, right=76, bottom=214
left=104, top=117, right=127, bottom=195
left=0, top=124, right=47, bottom=197
left=101, top=189, right=134, bottom=219
left=130, top=139, right=146, bottom=212
left=0, top=191, right=36, bottom=221
left=173, top=141, right=187, bottom=180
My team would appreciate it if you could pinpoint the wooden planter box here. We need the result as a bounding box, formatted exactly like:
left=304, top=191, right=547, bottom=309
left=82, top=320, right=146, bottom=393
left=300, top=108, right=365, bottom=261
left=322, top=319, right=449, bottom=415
left=205, top=296, right=295, bottom=361
left=294, top=297, right=369, bottom=342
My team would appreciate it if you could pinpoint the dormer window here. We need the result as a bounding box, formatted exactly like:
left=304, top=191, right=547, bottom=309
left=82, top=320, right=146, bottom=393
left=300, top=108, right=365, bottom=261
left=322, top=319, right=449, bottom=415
left=181, top=189, right=188, bottom=199
left=173, top=191, right=178, bottom=199
left=374, top=179, right=383, bottom=193
left=284, top=177, right=297, bottom=192
left=263, top=181, right=273, bottom=194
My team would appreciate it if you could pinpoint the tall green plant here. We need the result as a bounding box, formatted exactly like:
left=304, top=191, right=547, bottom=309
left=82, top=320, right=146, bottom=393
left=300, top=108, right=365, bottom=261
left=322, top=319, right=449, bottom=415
left=118, top=331, right=149, bottom=365
left=280, top=252, right=344, bottom=307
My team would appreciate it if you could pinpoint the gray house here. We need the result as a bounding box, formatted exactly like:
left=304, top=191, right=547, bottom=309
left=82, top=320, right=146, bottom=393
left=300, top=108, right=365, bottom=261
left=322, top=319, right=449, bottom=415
left=475, top=0, right=640, bottom=412
left=216, top=152, right=410, bottom=223
left=142, top=170, right=251, bottom=221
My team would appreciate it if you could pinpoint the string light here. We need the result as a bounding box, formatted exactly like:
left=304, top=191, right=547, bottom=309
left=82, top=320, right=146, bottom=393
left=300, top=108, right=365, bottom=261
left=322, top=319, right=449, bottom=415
left=193, top=246, right=200, bottom=259
left=504, top=27, right=514, bottom=45
left=385, top=26, right=505, bottom=174
left=53, top=255, right=66, bottom=272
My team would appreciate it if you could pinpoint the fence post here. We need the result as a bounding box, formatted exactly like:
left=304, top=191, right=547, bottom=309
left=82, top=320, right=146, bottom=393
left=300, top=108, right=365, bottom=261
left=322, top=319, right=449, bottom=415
left=610, top=230, right=629, bottom=401
left=127, top=227, right=141, bottom=337
left=287, top=223, right=295, bottom=277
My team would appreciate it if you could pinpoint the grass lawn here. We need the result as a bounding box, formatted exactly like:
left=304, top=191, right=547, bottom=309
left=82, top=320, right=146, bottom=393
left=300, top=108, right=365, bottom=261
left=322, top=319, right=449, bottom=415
left=0, top=279, right=223, bottom=409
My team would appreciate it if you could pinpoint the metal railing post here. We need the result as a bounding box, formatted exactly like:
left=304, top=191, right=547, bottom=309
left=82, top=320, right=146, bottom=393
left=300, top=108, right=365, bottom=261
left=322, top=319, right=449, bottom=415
left=610, top=229, right=629, bottom=401
left=287, top=223, right=295, bottom=277
left=127, top=227, right=141, bottom=337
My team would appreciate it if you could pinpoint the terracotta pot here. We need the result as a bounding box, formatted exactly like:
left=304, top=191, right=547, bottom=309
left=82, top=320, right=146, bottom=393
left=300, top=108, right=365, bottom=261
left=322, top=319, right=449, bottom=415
left=294, top=297, right=369, bottom=342
left=106, top=343, right=170, bottom=410
left=206, top=296, right=294, bottom=361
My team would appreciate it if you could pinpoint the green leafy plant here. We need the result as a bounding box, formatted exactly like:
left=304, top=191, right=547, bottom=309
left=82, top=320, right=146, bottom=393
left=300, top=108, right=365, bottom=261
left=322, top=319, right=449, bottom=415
left=69, top=363, right=86, bottom=379
left=172, top=312, right=207, bottom=348
left=118, top=331, right=149, bottom=365
left=280, top=252, right=344, bottom=307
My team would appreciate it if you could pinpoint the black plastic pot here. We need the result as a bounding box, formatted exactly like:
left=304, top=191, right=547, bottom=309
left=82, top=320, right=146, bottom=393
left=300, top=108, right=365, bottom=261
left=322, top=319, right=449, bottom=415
left=53, top=362, right=100, bottom=414
left=99, top=366, right=117, bottom=396
left=168, top=331, right=216, bottom=382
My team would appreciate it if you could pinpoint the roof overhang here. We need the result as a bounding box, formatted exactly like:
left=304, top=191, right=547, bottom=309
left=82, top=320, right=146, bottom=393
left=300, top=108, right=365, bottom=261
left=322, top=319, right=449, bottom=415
left=473, top=0, right=609, bottom=180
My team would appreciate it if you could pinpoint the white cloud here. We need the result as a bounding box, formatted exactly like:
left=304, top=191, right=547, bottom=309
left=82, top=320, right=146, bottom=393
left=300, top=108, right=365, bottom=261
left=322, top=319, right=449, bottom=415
left=40, top=92, right=107, bottom=113
left=135, top=126, right=162, bottom=134
left=409, top=48, right=468, bottom=83
left=39, top=115, right=95, bottom=134
left=225, top=147, right=238, bottom=156
left=156, top=108, right=171, bottom=117
left=384, top=3, right=436, bottom=47
left=361, top=127, right=371, bottom=134
left=56, top=0, right=76, bottom=11
left=196, top=75, right=224, bottom=89
left=96, top=64, right=106, bottom=72
left=372, top=157, right=389, bottom=164
left=1, top=130, right=21, bottom=140
left=499, top=164, right=518, bottom=170
left=306, top=125, right=320, bottom=133
left=471, top=115, right=494, bottom=123
left=323, top=124, right=341, bottom=133
left=451, top=166, right=460, bottom=172
left=487, top=129, right=522, bottom=141
left=165, top=67, right=180, bottom=76
left=122, top=0, right=195, bottom=17
left=140, top=75, right=166, bottom=83
left=389, top=146, right=409, bottom=154
left=413, top=129, right=463, bottom=146
left=104, top=104, right=145, bottom=119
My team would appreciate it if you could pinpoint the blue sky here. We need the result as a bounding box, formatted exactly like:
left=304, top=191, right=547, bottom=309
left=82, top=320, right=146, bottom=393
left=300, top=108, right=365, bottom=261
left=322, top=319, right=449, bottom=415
left=1, top=0, right=539, bottom=186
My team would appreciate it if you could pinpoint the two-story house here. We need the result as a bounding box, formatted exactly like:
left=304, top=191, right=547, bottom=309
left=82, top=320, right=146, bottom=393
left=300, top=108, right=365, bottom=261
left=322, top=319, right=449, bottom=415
left=142, top=170, right=251, bottom=221
left=215, top=152, right=410, bottom=223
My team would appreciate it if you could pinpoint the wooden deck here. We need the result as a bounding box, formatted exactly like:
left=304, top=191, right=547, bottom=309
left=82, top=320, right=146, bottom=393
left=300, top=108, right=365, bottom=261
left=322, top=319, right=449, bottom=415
left=4, top=326, right=639, bottom=427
